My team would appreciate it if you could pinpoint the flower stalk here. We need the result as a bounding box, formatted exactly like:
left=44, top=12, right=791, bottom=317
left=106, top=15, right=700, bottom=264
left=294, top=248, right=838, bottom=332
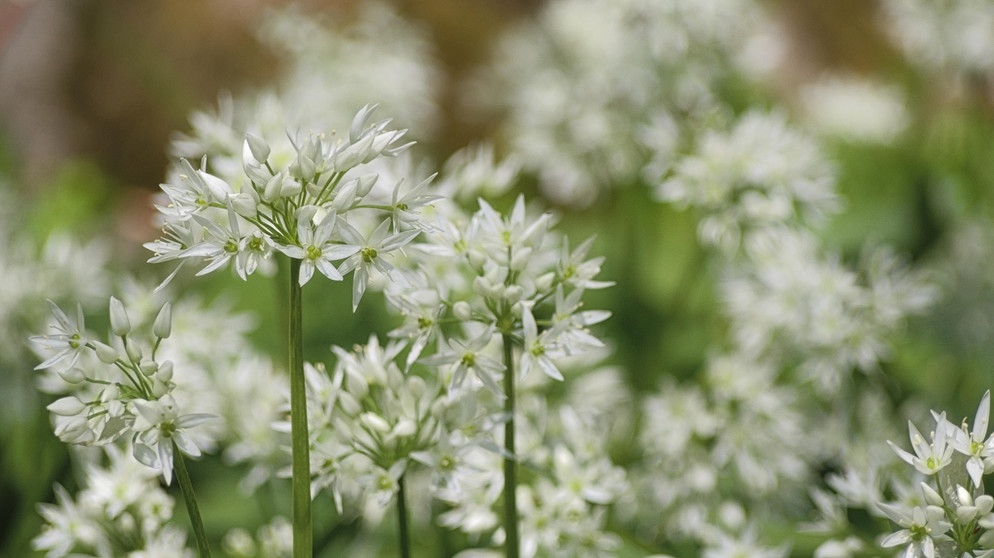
left=398, top=475, right=411, bottom=558
left=174, top=441, right=211, bottom=558
left=289, top=259, right=312, bottom=558
left=502, top=332, right=520, bottom=558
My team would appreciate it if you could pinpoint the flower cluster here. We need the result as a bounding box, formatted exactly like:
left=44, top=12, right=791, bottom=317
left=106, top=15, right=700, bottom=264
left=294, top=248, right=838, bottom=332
left=881, top=0, right=994, bottom=76
left=722, top=228, right=937, bottom=392
left=148, top=105, right=435, bottom=308
left=172, top=1, right=440, bottom=184
left=302, top=336, right=442, bottom=517
left=875, top=391, right=994, bottom=557
left=33, top=446, right=191, bottom=558
left=479, top=0, right=770, bottom=205
left=389, top=194, right=612, bottom=395
left=31, top=296, right=215, bottom=484
left=657, top=110, right=838, bottom=252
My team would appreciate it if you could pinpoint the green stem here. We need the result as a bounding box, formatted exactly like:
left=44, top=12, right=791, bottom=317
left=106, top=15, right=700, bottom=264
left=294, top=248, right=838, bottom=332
left=502, top=333, right=520, bottom=558
left=289, top=259, right=313, bottom=558
left=173, top=441, right=212, bottom=558
left=397, top=475, right=411, bottom=558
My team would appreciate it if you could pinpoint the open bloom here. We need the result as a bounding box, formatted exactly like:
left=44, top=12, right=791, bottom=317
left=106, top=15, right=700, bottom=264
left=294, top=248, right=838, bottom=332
left=132, top=395, right=215, bottom=485
left=887, top=414, right=954, bottom=476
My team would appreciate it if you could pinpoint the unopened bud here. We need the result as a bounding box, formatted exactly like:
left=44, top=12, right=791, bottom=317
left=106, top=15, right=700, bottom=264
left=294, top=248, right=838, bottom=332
left=125, top=338, right=143, bottom=363
left=48, top=396, right=86, bottom=416
left=153, top=302, right=172, bottom=339
left=452, top=301, right=472, bottom=322
left=356, top=173, right=378, bottom=197
left=58, top=367, right=86, bottom=384
left=229, top=192, right=258, bottom=219
left=139, top=360, right=159, bottom=377
left=244, top=133, right=271, bottom=163
left=109, top=297, right=131, bottom=337
left=92, top=341, right=119, bottom=364
left=157, top=361, right=174, bottom=383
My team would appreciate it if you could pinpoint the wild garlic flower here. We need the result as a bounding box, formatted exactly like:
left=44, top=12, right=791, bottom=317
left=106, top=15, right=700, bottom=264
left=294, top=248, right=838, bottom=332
left=798, top=74, right=910, bottom=144
left=888, top=414, right=955, bottom=477
left=31, top=297, right=215, bottom=484
left=388, top=193, right=611, bottom=400
left=147, top=105, right=429, bottom=301
left=876, top=392, right=994, bottom=555
left=722, top=227, right=936, bottom=392
left=33, top=445, right=191, bottom=558
left=877, top=502, right=952, bottom=558
left=479, top=0, right=769, bottom=206
left=881, top=0, right=994, bottom=76
left=302, top=336, right=443, bottom=515
left=658, top=111, right=838, bottom=252
left=172, top=1, right=440, bottom=184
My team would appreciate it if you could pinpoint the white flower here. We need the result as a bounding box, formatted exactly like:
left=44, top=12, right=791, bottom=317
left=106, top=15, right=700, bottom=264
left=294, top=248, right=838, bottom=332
left=877, top=502, right=951, bottom=558
left=947, top=389, right=994, bottom=488
left=421, top=329, right=505, bottom=397
left=799, top=74, right=909, bottom=144
left=276, top=209, right=360, bottom=286
left=519, top=306, right=565, bottom=381
left=336, top=218, right=420, bottom=311
left=888, top=414, right=955, bottom=476
left=132, top=395, right=215, bottom=485
left=32, top=301, right=88, bottom=371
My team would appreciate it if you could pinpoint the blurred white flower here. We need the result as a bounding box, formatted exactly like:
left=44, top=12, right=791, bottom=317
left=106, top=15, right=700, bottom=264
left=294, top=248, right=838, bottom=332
left=799, top=75, right=910, bottom=144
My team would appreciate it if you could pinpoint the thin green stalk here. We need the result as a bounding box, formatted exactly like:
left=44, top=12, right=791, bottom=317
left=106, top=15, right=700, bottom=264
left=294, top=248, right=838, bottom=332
left=397, top=475, right=411, bottom=558
left=289, top=259, right=313, bottom=558
left=173, top=441, right=211, bottom=558
left=501, top=333, right=520, bottom=558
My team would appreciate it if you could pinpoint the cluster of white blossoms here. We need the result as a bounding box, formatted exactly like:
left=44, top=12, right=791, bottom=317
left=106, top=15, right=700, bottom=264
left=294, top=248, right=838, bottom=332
left=797, top=74, right=911, bottom=145
left=147, top=105, right=435, bottom=309
left=301, top=336, right=442, bottom=517
left=722, top=228, right=937, bottom=392
left=657, top=110, right=838, bottom=252
left=33, top=446, right=191, bottom=558
left=871, top=391, right=994, bottom=557
left=31, top=295, right=216, bottom=485
left=480, top=0, right=769, bottom=206
left=880, top=0, right=994, bottom=76
left=172, top=1, right=439, bottom=187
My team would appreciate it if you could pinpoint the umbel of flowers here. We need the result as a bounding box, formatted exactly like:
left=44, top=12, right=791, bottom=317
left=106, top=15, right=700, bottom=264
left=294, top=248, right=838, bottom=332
left=876, top=391, right=994, bottom=557
left=142, top=105, right=435, bottom=558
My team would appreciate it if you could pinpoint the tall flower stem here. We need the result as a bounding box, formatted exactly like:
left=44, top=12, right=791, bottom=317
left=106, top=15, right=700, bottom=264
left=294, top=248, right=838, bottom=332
left=397, top=475, right=411, bottom=558
left=173, top=441, right=212, bottom=558
left=501, top=333, right=520, bottom=558
left=289, top=259, right=312, bottom=558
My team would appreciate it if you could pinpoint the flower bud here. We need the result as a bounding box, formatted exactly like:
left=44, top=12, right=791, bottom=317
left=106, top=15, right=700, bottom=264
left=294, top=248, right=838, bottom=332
left=198, top=170, right=234, bottom=203
left=92, top=340, right=119, bottom=364
left=392, top=419, right=416, bottom=438
left=109, top=297, right=131, bottom=337
left=360, top=412, right=391, bottom=433
left=48, top=396, right=86, bottom=416
left=153, top=302, right=172, bottom=339
left=229, top=192, right=258, bottom=219
left=452, top=301, right=472, bottom=322
left=157, top=360, right=174, bottom=383
left=355, top=173, right=379, bottom=197
left=504, top=284, right=524, bottom=304
left=244, top=132, right=270, bottom=163
left=58, top=367, right=86, bottom=384
left=920, top=482, right=944, bottom=506
left=535, top=272, right=555, bottom=293
left=139, top=360, right=159, bottom=376
left=125, top=337, right=143, bottom=363
left=338, top=392, right=361, bottom=416
left=263, top=174, right=285, bottom=202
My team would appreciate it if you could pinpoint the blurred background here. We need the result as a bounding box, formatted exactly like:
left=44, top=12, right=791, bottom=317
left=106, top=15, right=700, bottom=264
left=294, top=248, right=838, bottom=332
left=2, top=0, right=994, bottom=556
